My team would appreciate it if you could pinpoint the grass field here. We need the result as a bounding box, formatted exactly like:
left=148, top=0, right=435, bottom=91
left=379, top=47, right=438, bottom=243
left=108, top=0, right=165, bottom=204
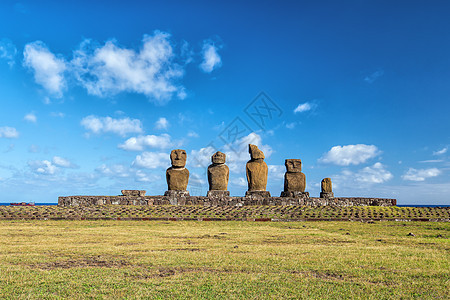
left=0, top=220, right=448, bottom=299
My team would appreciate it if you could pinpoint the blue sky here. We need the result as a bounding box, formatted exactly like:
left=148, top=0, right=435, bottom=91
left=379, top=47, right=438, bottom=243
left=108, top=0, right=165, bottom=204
left=0, top=0, right=449, bottom=204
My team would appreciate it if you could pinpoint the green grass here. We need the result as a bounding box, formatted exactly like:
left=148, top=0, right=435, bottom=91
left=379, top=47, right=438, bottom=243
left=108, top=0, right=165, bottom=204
left=0, top=220, right=448, bottom=299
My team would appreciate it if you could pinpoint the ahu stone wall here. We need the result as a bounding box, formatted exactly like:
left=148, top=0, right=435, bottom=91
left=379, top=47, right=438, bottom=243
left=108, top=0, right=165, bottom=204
left=58, top=194, right=396, bottom=207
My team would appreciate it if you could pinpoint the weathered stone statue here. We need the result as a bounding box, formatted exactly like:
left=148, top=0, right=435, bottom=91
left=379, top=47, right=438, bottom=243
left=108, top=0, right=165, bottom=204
left=280, top=159, right=308, bottom=198
left=320, top=178, right=334, bottom=198
left=207, top=151, right=230, bottom=197
left=165, top=149, right=190, bottom=203
left=245, top=144, right=270, bottom=197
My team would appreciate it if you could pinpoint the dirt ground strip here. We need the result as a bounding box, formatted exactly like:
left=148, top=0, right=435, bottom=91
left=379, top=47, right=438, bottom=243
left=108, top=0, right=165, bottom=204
left=0, top=205, right=448, bottom=221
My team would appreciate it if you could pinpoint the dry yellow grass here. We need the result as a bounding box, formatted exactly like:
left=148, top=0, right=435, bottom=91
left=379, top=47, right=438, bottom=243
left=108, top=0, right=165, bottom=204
left=0, top=220, right=448, bottom=299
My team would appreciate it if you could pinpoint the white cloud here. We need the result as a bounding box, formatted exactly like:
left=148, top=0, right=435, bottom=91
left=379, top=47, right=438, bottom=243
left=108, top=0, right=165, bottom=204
left=319, top=144, right=380, bottom=166
left=231, top=177, right=247, bottom=187
left=0, top=127, right=19, bottom=138
left=402, top=168, right=441, bottom=182
left=28, top=156, right=77, bottom=175
left=119, top=134, right=173, bottom=151
left=23, top=41, right=67, bottom=97
left=71, top=31, right=185, bottom=104
left=356, top=162, right=393, bottom=184
left=199, top=41, right=222, bottom=73
left=187, top=131, right=199, bottom=138
left=433, top=147, right=448, bottom=156
left=24, top=112, right=37, bottom=123
left=132, top=152, right=169, bottom=169
left=364, top=70, right=384, bottom=84
left=294, top=102, right=313, bottom=113
left=286, top=122, right=296, bottom=129
left=95, top=163, right=161, bottom=183
left=223, top=132, right=273, bottom=173
left=28, top=160, right=58, bottom=175
left=81, top=115, right=143, bottom=137
left=52, top=156, right=76, bottom=168
left=0, top=38, right=17, bottom=67
left=189, top=146, right=216, bottom=168
left=50, top=112, right=65, bottom=118
left=96, top=164, right=131, bottom=178
left=155, top=117, right=169, bottom=130
left=268, top=165, right=285, bottom=180
left=333, top=163, right=393, bottom=191
left=419, top=160, right=443, bottom=163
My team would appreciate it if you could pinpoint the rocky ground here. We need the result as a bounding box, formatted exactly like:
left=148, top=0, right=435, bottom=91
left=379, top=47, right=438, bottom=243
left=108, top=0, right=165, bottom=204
left=0, top=205, right=448, bottom=221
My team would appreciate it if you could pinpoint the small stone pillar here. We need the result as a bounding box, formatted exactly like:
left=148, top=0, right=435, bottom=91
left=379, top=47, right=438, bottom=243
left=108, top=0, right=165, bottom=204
left=245, top=144, right=270, bottom=198
left=165, top=149, right=190, bottom=204
left=320, top=178, right=334, bottom=198
left=207, top=151, right=230, bottom=197
left=280, top=159, right=309, bottom=198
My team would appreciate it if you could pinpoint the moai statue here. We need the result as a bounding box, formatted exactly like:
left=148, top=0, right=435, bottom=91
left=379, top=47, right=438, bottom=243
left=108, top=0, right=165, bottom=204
left=245, top=144, right=270, bottom=198
left=207, top=151, right=230, bottom=197
left=320, top=178, right=334, bottom=198
left=165, top=149, right=190, bottom=202
left=280, top=159, right=308, bottom=198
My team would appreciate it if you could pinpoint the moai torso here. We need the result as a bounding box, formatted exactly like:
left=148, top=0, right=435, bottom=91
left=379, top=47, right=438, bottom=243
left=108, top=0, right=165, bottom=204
left=166, top=168, right=189, bottom=191
left=321, top=178, right=332, bottom=193
left=284, top=159, right=306, bottom=193
left=208, top=152, right=229, bottom=191
left=166, top=149, right=189, bottom=191
left=246, top=144, right=268, bottom=191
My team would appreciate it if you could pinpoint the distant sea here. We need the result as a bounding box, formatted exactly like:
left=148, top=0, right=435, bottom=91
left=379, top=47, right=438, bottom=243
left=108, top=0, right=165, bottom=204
left=0, top=203, right=448, bottom=207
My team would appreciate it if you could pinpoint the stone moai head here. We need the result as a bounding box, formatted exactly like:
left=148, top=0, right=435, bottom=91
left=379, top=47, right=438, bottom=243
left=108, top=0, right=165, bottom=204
left=170, top=149, right=187, bottom=168
left=211, top=151, right=226, bottom=164
left=285, top=159, right=302, bottom=173
left=248, top=144, right=265, bottom=160
left=321, top=178, right=332, bottom=193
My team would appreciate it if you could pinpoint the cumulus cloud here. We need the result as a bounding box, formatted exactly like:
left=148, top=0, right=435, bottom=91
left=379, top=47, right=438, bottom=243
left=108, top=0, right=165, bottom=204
left=402, top=168, right=441, bottom=182
left=355, top=162, right=393, bottom=184
left=199, top=40, right=222, bottom=73
left=119, top=134, right=174, bottom=151
left=95, top=163, right=160, bottom=182
left=268, top=165, right=285, bottom=180
left=294, top=102, right=315, bottom=113
left=333, top=163, right=393, bottom=190
left=155, top=117, right=169, bottom=130
left=96, top=164, right=131, bottom=178
left=28, top=156, right=77, bottom=175
left=364, top=70, right=384, bottom=84
left=24, top=112, right=37, bottom=123
left=81, top=115, right=143, bottom=137
left=28, top=160, right=58, bottom=175
left=319, top=144, right=380, bottom=166
left=52, top=156, right=77, bottom=168
left=224, top=132, right=272, bottom=173
left=189, top=146, right=216, bottom=168
left=132, top=152, right=169, bottom=169
left=0, top=38, right=17, bottom=67
left=23, top=41, right=67, bottom=97
left=231, top=177, right=247, bottom=187
left=0, top=127, right=19, bottom=138
left=71, top=31, right=186, bottom=104
left=433, top=147, right=448, bottom=156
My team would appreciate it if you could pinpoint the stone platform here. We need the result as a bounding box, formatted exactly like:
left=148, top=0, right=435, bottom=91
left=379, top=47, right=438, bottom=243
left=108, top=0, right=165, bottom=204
left=58, top=194, right=396, bottom=207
